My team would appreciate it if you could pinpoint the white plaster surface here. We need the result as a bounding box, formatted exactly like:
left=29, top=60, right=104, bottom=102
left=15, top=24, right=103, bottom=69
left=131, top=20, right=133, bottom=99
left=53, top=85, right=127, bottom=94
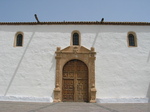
left=96, top=98, right=149, bottom=103
left=0, top=24, right=150, bottom=103
left=0, top=96, right=52, bottom=102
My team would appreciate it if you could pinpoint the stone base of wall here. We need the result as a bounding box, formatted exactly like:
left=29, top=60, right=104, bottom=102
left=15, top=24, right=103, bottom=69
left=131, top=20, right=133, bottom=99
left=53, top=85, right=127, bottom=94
left=0, top=96, right=53, bottom=102
left=0, top=96, right=149, bottom=103
left=96, top=98, right=150, bottom=103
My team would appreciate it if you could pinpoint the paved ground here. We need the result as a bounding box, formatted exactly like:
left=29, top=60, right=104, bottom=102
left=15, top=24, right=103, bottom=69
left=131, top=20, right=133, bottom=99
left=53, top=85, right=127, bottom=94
left=0, top=101, right=149, bottom=112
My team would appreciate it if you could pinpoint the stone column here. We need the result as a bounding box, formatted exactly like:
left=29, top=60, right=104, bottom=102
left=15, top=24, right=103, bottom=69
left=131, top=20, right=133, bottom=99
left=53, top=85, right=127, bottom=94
left=90, top=47, right=97, bottom=103
left=53, top=47, right=61, bottom=102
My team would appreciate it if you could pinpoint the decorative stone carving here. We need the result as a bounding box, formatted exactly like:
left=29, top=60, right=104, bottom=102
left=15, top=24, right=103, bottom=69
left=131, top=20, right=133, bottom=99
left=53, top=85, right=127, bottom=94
left=53, top=46, right=96, bottom=102
left=73, top=46, right=78, bottom=54
left=90, top=84, right=97, bottom=103
left=53, top=84, right=61, bottom=102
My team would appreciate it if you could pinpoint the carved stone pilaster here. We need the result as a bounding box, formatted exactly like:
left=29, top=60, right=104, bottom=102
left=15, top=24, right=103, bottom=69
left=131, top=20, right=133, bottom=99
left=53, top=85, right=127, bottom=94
left=89, top=47, right=96, bottom=102
left=53, top=84, right=61, bottom=102
left=54, top=47, right=61, bottom=102
left=90, top=84, right=97, bottom=103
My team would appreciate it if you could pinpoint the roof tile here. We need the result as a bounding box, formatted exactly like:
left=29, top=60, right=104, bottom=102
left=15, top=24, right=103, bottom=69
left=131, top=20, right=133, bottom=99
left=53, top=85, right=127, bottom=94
left=0, top=21, right=150, bottom=25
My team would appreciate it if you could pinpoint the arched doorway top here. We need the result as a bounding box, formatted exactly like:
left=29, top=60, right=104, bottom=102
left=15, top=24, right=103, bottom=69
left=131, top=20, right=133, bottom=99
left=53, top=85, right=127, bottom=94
left=63, top=59, right=88, bottom=69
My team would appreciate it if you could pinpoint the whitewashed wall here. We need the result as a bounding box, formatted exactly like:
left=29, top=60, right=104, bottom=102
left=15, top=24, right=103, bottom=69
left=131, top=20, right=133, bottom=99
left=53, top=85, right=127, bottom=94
left=0, top=25, right=150, bottom=103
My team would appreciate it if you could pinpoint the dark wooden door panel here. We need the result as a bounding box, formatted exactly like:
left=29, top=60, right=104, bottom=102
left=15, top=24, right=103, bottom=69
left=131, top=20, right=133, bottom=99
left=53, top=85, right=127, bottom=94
left=62, top=79, right=74, bottom=101
left=62, top=60, right=88, bottom=102
left=76, top=79, right=88, bottom=102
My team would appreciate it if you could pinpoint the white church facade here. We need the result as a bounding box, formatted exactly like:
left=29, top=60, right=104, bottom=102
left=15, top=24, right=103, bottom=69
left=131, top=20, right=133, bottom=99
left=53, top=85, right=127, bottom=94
left=0, top=21, right=150, bottom=103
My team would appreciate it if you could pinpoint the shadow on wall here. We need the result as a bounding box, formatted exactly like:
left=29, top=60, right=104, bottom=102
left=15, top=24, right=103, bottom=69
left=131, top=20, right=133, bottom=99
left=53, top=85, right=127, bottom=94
left=147, top=51, right=150, bottom=62
left=4, top=31, right=36, bottom=96
left=92, top=32, right=99, bottom=47
left=49, top=55, right=56, bottom=72
left=51, top=91, right=54, bottom=100
left=147, top=83, right=150, bottom=103
left=49, top=55, right=56, bottom=99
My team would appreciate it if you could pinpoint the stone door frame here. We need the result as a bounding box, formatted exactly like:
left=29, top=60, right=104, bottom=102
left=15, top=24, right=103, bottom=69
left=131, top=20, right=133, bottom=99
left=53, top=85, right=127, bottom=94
left=53, top=46, right=96, bottom=103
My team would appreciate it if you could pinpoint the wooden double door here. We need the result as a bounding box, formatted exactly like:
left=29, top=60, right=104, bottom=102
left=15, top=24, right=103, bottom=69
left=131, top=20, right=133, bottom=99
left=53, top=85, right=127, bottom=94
left=62, top=59, right=88, bottom=102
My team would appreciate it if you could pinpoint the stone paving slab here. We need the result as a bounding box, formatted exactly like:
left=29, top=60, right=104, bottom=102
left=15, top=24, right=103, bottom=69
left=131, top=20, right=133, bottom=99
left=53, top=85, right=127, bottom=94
left=0, top=101, right=149, bottom=112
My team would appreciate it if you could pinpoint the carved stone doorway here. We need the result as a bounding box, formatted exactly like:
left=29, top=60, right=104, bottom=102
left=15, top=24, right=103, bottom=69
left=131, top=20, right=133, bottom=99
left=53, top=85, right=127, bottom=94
left=53, top=46, right=96, bottom=103
left=62, top=59, right=88, bottom=102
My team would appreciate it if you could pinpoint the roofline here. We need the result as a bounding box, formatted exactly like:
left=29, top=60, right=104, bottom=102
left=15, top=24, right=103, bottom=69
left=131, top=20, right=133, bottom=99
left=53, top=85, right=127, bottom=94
left=0, top=21, right=150, bottom=25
